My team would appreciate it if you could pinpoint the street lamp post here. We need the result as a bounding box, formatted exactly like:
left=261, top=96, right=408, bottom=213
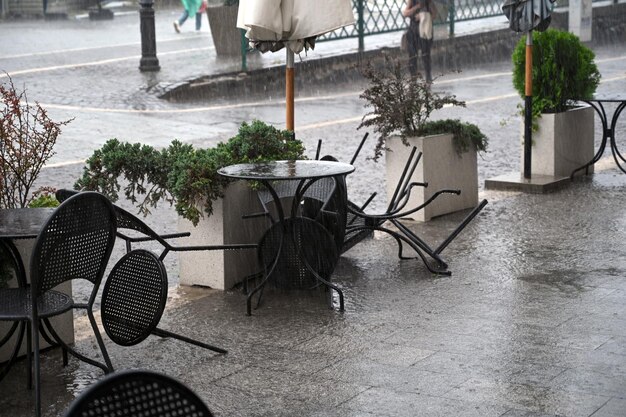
left=139, top=0, right=160, bottom=72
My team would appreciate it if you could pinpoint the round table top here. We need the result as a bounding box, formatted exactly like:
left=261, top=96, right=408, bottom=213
left=218, top=160, right=355, bottom=181
left=581, top=95, right=626, bottom=103
left=0, top=208, right=55, bottom=239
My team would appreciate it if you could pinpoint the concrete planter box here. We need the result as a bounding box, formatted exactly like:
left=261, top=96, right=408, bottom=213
left=0, top=239, right=74, bottom=363
left=386, top=134, right=478, bottom=222
left=207, top=5, right=241, bottom=56
left=178, top=181, right=267, bottom=290
left=522, top=105, right=595, bottom=177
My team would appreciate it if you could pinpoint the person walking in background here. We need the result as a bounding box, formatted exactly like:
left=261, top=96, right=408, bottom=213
left=402, top=0, right=437, bottom=83
left=174, top=0, right=207, bottom=32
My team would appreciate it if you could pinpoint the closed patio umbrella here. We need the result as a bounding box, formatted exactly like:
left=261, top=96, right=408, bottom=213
left=237, top=0, right=355, bottom=133
left=502, top=0, right=554, bottom=178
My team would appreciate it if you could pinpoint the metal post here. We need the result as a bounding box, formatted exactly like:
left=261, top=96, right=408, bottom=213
left=240, top=29, right=248, bottom=72
left=448, top=0, right=455, bottom=37
left=523, top=31, right=533, bottom=179
left=357, top=0, right=365, bottom=53
left=139, top=0, right=160, bottom=72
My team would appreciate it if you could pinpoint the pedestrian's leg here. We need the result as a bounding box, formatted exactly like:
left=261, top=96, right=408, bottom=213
left=407, top=29, right=419, bottom=77
left=421, top=38, right=433, bottom=83
left=174, top=10, right=188, bottom=32
left=195, top=12, right=202, bottom=30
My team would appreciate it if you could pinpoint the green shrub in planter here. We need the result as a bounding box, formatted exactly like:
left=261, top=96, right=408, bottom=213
left=512, top=28, right=600, bottom=119
left=358, top=58, right=488, bottom=160
left=75, top=120, right=305, bottom=226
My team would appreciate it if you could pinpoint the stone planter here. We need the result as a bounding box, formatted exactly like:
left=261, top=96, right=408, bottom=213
left=206, top=5, right=241, bottom=56
left=523, top=105, right=595, bottom=177
left=0, top=239, right=74, bottom=363
left=386, top=134, right=478, bottom=222
left=178, top=181, right=267, bottom=290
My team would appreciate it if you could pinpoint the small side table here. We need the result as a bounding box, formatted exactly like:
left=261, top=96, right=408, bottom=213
left=571, top=96, right=626, bottom=178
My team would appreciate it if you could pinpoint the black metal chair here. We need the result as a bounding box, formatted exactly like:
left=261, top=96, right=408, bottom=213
left=0, top=192, right=117, bottom=417
left=64, top=369, right=214, bottom=417
left=344, top=146, right=488, bottom=275
left=101, top=249, right=226, bottom=354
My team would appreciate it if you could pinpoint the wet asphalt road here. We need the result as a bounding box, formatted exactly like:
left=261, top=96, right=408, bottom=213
left=1, top=8, right=626, bottom=417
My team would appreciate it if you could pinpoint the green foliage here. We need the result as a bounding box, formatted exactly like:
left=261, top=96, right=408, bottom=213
left=512, top=29, right=600, bottom=116
left=28, top=192, right=60, bottom=208
left=75, top=120, right=305, bottom=226
left=418, top=119, right=488, bottom=156
left=358, top=57, right=474, bottom=160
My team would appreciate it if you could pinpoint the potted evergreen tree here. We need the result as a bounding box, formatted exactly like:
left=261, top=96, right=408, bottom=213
left=512, top=28, right=601, bottom=178
left=359, top=59, right=488, bottom=221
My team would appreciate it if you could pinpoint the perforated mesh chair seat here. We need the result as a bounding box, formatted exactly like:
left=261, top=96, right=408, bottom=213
left=102, top=249, right=226, bottom=354
left=102, top=250, right=167, bottom=347
left=0, top=289, right=72, bottom=319
left=64, top=370, right=214, bottom=417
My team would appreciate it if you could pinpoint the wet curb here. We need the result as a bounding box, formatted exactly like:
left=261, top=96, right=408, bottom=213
left=159, top=28, right=521, bottom=102
left=160, top=3, right=626, bottom=102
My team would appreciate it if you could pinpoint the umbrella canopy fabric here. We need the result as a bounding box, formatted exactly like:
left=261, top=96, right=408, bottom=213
left=237, top=0, right=355, bottom=53
left=502, top=0, right=555, bottom=33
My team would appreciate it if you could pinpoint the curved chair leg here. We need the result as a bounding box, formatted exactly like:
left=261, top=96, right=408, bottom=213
left=247, top=234, right=283, bottom=316
left=31, top=319, right=41, bottom=417
left=350, top=225, right=451, bottom=276
left=26, top=322, right=33, bottom=390
left=0, top=321, right=25, bottom=382
left=152, top=327, right=227, bottom=354
left=38, top=320, right=68, bottom=366
left=42, top=316, right=112, bottom=374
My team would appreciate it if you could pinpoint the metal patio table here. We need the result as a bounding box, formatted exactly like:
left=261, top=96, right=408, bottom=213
left=571, top=95, right=626, bottom=177
left=218, top=160, right=354, bottom=315
left=0, top=208, right=55, bottom=379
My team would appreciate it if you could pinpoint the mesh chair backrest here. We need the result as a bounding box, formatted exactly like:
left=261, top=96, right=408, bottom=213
left=101, top=249, right=168, bottom=346
left=258, top=217, right=339, bottom=289
left=64, top=370, right=214, bottom=417
left=55, top=188, right=79, bottom=203
left=57, top=189, right=160, bottom=239
left=31, top=192, right=117, bottom=294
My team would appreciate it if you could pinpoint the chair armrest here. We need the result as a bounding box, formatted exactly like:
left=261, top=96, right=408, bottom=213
left=346, top=188, right=461, bottom=222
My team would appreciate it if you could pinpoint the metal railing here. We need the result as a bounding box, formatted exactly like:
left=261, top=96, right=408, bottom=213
left=240, top=0, right=621, bottom=70
left=317, top=0, right=504, bottom=45
left=240, top=0, right=487, bottom=70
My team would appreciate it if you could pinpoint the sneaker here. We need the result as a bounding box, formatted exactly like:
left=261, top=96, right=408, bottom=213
left=173, top=21, right=180, bottom=33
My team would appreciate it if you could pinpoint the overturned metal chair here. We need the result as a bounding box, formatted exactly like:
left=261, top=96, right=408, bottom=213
left=101, top=249, right=227, bottom=354
left=64, top=369, right=214, bottom=417
left=344, top=146, right=488, bottom=275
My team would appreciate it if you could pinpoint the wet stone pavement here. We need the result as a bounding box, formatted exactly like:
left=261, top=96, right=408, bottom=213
left=1, top=169, right=625, bottom=416
left=1, top=9, right=626, bottom=417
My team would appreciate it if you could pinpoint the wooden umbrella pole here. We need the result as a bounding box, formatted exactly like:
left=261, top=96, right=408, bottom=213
left=286, top=49, right=295, bottom=134
left=523, top=31, right=533, bottom=179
